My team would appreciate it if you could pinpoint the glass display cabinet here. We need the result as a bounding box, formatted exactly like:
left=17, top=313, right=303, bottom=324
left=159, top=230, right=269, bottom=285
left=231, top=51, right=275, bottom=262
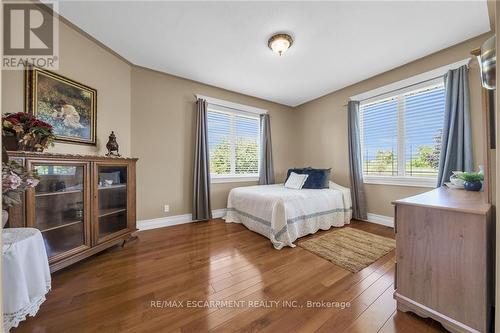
left=26, top=161, right=91, bottom=263
left=94, top=163, right=132, bottom=244
left=7, top=152, right=137, bottom=272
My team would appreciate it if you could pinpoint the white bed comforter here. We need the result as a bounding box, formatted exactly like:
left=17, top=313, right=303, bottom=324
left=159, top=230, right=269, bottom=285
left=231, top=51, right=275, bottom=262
left=224, top=181, right=352, bottom=249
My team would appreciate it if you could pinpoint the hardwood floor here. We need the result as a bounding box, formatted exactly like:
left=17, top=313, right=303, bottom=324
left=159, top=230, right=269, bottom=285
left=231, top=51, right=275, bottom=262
left=14, top=219, right=447, bottom=333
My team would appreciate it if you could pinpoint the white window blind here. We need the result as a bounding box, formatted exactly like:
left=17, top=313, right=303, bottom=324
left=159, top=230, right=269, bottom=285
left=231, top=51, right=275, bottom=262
left=359, top=81, right=445, bottom=186
left=360, top=97, right=399, bottom=176
left=207, top=107, right=260, bottom=180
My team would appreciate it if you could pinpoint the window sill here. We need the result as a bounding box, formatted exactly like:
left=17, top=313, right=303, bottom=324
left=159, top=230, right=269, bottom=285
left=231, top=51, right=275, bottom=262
left=211, top=176, right=259, bottom=184
left=363, top=176, right=437, bottom=188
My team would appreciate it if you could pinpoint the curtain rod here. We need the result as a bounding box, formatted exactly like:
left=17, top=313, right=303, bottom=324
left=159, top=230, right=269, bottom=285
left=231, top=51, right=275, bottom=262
left=343, top=74, right=446, bottom=107
left=194, top=94, right=268, bottom=115
left=343, top=58, right=470, bottom=108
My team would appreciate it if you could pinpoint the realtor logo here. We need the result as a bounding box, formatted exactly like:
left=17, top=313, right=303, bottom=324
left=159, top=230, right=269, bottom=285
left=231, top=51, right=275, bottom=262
left=2, top=1, right=59, bottom=69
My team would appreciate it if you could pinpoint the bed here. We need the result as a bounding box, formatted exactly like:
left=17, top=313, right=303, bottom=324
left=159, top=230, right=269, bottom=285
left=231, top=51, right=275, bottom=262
left=223, top=181, right=352, bottom=249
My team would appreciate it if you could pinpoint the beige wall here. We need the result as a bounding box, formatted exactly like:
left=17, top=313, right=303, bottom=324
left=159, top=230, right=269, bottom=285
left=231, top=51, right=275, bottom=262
left=0, top=14, right=297, bottom=222
left=295, top=33, right=492, bottom=217
left=0, top=11, right=492, bottom=222
left=131, top=67, right=297, bottom=220
left=1, top=20, right=132, bottom=156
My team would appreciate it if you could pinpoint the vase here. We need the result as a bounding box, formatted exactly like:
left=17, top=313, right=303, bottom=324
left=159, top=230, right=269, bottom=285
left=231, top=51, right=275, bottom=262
left=2, top=210, right=8, bottom=228
left=19, top=135, right=48, bottom=152
left=3, top=134, right=48, bottom=152
left=464, top=181, right=482, bottom=191
left=2, top=135, right=19, bottom=151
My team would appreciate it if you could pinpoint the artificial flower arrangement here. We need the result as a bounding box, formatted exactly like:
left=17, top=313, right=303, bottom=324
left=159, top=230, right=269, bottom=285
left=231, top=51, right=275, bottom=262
left=2, top=112, right=56, bottom=152
left=2, top=160, right=39, bottom=208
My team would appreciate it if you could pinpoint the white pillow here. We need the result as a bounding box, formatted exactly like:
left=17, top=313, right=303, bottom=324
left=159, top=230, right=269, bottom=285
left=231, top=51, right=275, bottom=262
left=285, top=172, right=309, bottom=189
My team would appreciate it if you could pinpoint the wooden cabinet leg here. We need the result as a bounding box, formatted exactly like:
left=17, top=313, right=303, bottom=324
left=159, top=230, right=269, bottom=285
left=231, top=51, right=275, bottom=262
left=122, top=234, right=138, bottom=247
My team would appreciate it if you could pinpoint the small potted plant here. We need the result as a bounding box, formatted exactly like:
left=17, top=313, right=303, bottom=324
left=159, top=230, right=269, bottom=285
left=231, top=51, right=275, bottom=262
left=2, top=160, right=39, bottom=226
left=458, top=172, right=484, bottom=191
left=2, top=112, right=55, bottom=152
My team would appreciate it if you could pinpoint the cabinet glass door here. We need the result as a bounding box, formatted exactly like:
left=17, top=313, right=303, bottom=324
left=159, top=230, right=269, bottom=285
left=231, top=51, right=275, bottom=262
left=96, top=165, right=129, bottom=243
left=30, top=162, right=90, bottom=261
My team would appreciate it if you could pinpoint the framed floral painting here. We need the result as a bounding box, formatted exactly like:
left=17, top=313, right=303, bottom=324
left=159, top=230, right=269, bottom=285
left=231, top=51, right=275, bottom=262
left=25, top=67, right=97, bottom=145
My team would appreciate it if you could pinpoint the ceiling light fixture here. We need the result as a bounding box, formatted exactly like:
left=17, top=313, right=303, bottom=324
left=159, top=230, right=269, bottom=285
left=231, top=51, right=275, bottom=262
left=268, top=33, right=293, bottom=56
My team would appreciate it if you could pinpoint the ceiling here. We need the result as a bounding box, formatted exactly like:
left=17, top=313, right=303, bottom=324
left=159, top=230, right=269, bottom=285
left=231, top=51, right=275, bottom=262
left=55, top=1, right=490, bottom=107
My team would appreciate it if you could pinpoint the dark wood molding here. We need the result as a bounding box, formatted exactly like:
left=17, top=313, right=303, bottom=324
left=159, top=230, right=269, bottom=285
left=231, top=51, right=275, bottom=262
left=7, top=151, right=138, bottom=162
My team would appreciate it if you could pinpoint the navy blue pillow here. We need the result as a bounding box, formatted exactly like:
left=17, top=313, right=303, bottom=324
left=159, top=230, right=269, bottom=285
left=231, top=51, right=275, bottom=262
left=286, top=167, right=309, bottom=179
left=286, top=167, right=331, bottom=189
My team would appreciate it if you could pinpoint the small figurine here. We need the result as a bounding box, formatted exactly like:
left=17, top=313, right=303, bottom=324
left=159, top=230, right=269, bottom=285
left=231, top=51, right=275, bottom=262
left=105, top=131, right=121, bottom=157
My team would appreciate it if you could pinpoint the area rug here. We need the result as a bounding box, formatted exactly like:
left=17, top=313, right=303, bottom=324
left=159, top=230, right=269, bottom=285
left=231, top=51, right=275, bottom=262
left=298, top=227, right=396, bottom=273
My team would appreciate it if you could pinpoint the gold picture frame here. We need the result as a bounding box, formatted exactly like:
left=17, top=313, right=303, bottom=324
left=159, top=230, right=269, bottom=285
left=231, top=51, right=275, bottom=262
left=25, top=66, right=97, bottom=145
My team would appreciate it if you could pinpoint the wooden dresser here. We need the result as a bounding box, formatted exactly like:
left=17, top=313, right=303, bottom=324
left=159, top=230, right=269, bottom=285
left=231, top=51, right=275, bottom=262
left=7, top=151, right=138, bottom=272
left=393, top=187, right=493, bottom=333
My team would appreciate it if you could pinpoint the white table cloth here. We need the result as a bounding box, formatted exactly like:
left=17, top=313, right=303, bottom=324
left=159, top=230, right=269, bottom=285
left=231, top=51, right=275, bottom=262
left=3, top=228, right=51, bottom=332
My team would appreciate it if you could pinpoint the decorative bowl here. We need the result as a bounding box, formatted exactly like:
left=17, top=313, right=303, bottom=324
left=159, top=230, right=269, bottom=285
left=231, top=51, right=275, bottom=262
left=450, top=171, right=465, bottom=187
left=464, top=180, right=482, bottom=191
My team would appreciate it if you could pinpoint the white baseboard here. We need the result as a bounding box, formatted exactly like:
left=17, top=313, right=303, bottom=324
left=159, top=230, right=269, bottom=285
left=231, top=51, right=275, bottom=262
left=212, top=208, right=227, bottom=219
left=137, top=208, right=227, bottom=231
left=138, top=209, right=393, bottom=231
left=366, top=213, right=394, bottom=228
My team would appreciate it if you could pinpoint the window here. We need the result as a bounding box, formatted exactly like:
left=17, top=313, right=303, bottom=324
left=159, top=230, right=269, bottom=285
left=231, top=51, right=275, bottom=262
left=207, top=103, right=261, bottom=182
left=359, top=80, right=445, bottom=187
